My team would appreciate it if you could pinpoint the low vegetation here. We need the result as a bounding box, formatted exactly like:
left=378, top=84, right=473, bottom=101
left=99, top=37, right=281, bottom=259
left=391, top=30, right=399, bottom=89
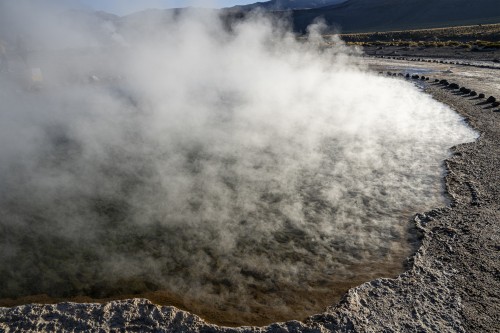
left=339, top=23, right=500, bottom=49
left=346, top=40, right=500, bottom=49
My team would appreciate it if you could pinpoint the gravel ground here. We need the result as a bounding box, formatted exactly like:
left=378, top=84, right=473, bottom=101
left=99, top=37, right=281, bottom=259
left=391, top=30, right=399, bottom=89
left=1, top=59, right=499, bottom=333
left=362, top=45, right=500, bottom=63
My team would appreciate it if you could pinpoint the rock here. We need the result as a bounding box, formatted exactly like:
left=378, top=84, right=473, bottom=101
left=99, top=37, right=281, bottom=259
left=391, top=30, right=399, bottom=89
left=486, top=96, right=496, bottom=103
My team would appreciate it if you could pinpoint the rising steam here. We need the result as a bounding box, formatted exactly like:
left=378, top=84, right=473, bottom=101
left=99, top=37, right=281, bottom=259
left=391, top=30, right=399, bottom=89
left=0, top=0, right=477, bottom=326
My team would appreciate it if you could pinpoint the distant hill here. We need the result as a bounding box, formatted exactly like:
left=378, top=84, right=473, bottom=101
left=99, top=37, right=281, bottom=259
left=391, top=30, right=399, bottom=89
left=233, top=0, right=346, bottom=10
left=290, top=0, right=500, bottom=33
left=47, top=0, right=500, bottom=44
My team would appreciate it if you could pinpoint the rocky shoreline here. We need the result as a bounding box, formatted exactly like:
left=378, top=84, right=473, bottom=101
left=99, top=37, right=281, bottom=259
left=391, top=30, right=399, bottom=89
left=1, top=60, right=499, bottom=332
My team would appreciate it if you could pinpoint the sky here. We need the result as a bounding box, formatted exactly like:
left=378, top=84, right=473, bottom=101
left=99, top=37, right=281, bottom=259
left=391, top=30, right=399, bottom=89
left=78, top=0, right=257, bottom=15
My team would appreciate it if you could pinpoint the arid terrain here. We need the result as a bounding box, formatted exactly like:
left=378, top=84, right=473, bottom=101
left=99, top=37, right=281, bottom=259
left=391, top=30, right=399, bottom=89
left=343, top=23, right=500, bottom=62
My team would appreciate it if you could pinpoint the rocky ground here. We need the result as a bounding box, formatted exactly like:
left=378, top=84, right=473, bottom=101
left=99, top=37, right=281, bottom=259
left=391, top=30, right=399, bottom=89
left=1, top=58, right=499, bottom=332
left=364, top=46, right=500, bottom=64
left=342, top=23, right=500, bottom=63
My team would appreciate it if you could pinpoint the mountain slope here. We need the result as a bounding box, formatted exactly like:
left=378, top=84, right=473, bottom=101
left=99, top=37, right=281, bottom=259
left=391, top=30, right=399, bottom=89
left=233, top=0, right=346, bottom=10
left=291, top=0, right=500, bottom=33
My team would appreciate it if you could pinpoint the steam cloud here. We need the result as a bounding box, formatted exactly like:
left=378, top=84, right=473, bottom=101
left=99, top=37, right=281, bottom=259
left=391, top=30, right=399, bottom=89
left=0, top=0, right=476, bottom=324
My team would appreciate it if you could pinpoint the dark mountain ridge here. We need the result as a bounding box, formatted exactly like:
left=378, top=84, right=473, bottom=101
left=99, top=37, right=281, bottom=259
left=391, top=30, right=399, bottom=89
left=232, top=0, right=346, bottom=10
left=290, top=0, right=500, bottom=33
left=118, top=0, right=500, bottom=35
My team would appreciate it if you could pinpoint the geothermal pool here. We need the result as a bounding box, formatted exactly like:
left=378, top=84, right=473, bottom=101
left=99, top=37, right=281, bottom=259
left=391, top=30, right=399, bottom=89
left=0, top=82, right=477, bottom=325
left=0, top=5, right=478, bottom=327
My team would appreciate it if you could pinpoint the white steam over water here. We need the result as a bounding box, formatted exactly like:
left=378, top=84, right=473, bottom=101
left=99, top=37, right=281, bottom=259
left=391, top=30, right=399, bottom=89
left=0, top=0, right=477, bottom=325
